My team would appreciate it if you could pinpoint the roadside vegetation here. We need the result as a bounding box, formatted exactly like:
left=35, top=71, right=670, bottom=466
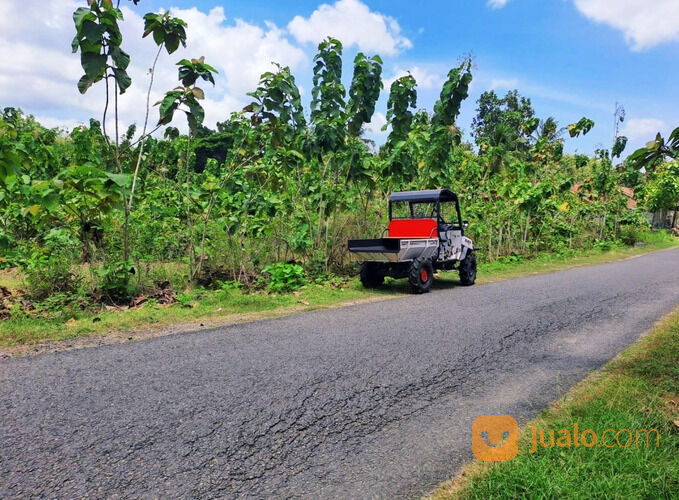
left=1, top=230, right=676, bottom=350
left=428, top=306, right=679, bottom=500
left=1, top=1, right=678, bottom=341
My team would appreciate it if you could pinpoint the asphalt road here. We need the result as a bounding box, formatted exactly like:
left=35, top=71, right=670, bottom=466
left=2, top=248, right=679, bottom=499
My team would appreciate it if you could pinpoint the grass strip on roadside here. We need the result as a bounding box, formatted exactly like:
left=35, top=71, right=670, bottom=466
left=427, top=306, right=679, bottom=500
left=1, top=231, right=677, bottom=350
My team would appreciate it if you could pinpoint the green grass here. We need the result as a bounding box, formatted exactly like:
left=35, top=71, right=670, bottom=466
left=0, top=279, right=400, bottom=348
left=427, top=307, right=679, bottom=500
left=1, top=231, right=677, bottom=350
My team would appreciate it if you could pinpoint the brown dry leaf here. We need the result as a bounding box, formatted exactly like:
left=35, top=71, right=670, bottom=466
left=130, top=295, right=148, bottom=308
left=298, top=300, right=310, bottom=306
left=292, top=291, right=301, bottom=297
left=65, top=318, right=78, bottom=327
left=673, top=420, right=679, bottom=429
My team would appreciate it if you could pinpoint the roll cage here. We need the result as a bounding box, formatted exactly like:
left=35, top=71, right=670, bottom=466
left=388, top=189, right=465, bottom=235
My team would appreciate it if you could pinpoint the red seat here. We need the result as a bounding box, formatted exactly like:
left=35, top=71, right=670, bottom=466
left=388, top=218, right=438, bottom=238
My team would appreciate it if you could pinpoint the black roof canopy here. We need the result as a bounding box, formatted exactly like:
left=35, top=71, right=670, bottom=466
left=389, top=189, right=458, bottom=203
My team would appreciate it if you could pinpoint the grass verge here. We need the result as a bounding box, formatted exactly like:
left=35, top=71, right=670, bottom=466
left=1, top=231, right=677, bottom=350
left=427, top=307, right=679, bottom=500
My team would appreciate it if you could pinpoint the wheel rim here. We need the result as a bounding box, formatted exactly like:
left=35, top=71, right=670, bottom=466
left=420, top=269, right=428, bottom=282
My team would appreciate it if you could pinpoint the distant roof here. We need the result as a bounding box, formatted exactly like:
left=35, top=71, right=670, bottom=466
left=389, top=189, right=458, bottom=203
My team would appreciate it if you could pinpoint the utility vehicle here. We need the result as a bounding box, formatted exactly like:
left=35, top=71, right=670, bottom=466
left=348, top=189, right=476, bottom=293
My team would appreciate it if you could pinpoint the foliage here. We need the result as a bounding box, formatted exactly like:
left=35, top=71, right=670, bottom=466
left=142, top=12, right=187, bottom=54
left=244, top=63, right=306, bottom=148
left=311, top=37, right=346, bottom=152
left=1, top=3, right=674, bottom=316
left=97, top=259, right=136, bottom=303
left=628, top=126, right=679, bottom=170
left=384, top=74, right=417, bottom=147
left=25, top=258, right=82, bottom=301
left=644, top=162, right=679, bottom=212
left=71, top=0, right=132, bottom=94
left=346, top=53, right=383, bottom=137
left=157, top=57, right=217, bottom=132
left=567, top=117, right=595, bottom=138
left=262, top=263, right=306, bottom=293
left=472, top=89, right=535, bottom=152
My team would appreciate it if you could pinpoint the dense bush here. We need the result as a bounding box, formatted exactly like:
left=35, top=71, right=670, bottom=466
left=261, top=263, right=306, bottom=293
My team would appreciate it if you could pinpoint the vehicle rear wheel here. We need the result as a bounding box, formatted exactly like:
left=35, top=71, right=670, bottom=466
left=459, top=250, right=477, bottom=286
left=360, top=262, right=385, bottom=288
left=409, top=256, right=434, bottom=294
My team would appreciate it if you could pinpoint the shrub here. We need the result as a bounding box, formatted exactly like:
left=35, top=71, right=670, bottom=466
left=25, top=257, right=82, bottom=301
left=96, top=260, right=136, bottom=304
left=261, top=262, right=305, bottom=293
left=619, top=226, right=640, bottom=246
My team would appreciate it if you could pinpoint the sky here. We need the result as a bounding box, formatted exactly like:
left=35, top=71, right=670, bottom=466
left=0, top=0, right=678, bottom=156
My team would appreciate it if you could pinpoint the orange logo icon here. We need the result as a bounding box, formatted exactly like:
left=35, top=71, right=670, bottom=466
left=472, top=415, right=519, bottom=461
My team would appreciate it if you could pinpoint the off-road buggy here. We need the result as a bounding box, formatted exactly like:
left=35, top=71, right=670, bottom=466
left=348, top=189, right=476, bottom=293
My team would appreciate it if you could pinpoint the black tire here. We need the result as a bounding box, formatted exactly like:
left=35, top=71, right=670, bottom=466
left=408, top=256, right=434, bottom=294
left=459, top=250, right=477, bottom=286
left=360, top=262, right=384, bottom=288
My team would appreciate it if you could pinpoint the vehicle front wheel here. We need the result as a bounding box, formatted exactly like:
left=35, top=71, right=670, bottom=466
left=409, top=256, right=434, bottom=294
left=459, top=250, right=477, bottom=286
left=360, top=262, right=385, bottom=288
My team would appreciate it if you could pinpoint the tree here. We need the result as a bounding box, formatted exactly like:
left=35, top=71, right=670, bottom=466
left=628, top=126, right=679, bottom=170
left=346, top=53, right=383, bottom=137
left=310, top=37, right=346, bottom=153
left=426, top=59, right=474, bottom=178
left=157, top=57, right=217, bottom=280
left=644, top=162, right=679, bottom=213
left=244, top=63, right=306, bottom=148
left=383, top=74, right=417, bottom=148
left=472, top=89, right=535, bottom=152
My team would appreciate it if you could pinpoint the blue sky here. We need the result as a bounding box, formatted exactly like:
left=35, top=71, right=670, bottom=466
left=1, top=0, right=677, bottom=156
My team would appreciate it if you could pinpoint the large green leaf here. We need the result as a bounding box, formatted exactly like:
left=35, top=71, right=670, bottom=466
left=157, top=91, right=182, bottom=125
left=112, top=67, right=132, bottom=94
left=110, top=46, right=130, bottom=70
left=81, top=20, right=106, bottom=44
left=81, top=52, right=107, bottom=79
left=105, top=172, right=132, bottom=188
left=77, top=75, right=95, bottom=94
left=73, top=7, right=96, bottom=32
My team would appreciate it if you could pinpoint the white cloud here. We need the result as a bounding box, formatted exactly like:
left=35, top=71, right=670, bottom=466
left=33, top=116, right=85, bottom=131
left=621, top=118, right=667, bottom=141
left=386, top=66, right=444, bottom=90
left=288, top=0, right=412, bottom=55
left=364, top=111, right=388, bottom=136
left=171, top=8, right=307, bottom=99
left=572, top=0, right=679, bottom=50
left=0, top=2, right=308, bottom=133
left=489, top=78, right=519, bottom=90
left=487, top=0, right=510, bottom=9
